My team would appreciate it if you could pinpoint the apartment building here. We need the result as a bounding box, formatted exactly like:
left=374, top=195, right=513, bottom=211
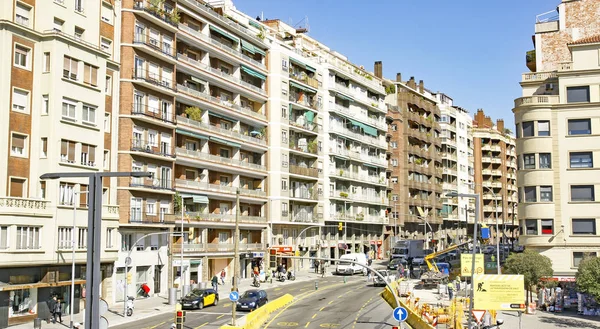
left=0, top=0, right=119, bottom=326
left=472, top=110, right=518, bottom=242
left=435, top=93, right=475, bottom=242
left=116, top=0, right=269, bottom=301
left=385, top=73, right=443, bottom=250
left=514, top=0, right=600, bottom=278
left=262, top=19, right=389, bottom=263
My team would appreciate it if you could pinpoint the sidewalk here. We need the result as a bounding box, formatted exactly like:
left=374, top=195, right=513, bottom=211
left=9, top=268, right=327, bottom=329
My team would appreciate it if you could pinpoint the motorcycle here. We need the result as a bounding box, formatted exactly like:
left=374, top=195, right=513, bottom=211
left=252, top=275, right=261, bottom=287
left=278, top=270, right=287, bottom=282
left=470, top=319, right=503, bottom=329
left=126, top=296, right=135, bottom=316
left=287, top=270, right=296, bottom=281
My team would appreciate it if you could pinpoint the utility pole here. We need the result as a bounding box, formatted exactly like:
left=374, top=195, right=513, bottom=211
left=231, top=189, right=241, bottom=326
left=180, top=198, right=185, bottom=301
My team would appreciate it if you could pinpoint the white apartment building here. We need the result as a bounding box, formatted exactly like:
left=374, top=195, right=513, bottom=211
left=435, top=93, right=475, bottom=240
left=0, top=0, right=120, bottom=326
left=514, top=0, right=600, bottom=278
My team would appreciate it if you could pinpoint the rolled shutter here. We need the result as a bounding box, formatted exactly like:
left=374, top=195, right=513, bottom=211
left=68, top=141, right=75, bottom=161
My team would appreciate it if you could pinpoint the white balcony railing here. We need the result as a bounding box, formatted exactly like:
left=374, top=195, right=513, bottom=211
left=176, top=147, right=266, bottom=171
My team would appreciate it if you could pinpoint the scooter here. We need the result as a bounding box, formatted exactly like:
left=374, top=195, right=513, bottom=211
left=126, top=296, right=135, bottom=316
left=287, top=270, right=296, bottom=281
left=252, top=275, right=261, bottom=288
left=278, top=270, right=286, bottom=282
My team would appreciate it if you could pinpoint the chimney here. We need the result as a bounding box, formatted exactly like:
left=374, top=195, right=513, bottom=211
left=396, top=73, right=402, bottom=82
left=497, top=119, right=505, bottom=133
left=418, top=80, right=424, bottom=93
left=408, top=76, right=416, bottom=89
left=374, top=61, right=383, bottom=79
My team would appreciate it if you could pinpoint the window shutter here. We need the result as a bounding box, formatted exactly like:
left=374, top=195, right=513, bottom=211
left=91, top=66, right=98, bottom=86
left=64, top=56, right=70, bottom=72
left=12, top=135, right=25, bottom=149
left=10, top=179, right=24, bottom=197
left=81, top=144, right=89, bottom=156
left=89, top=145, right=96, bottom=162
left=61, top=140, right=68, bottom=155
left=84, top=64, right=91, bottom=83
left=80, top=185, right=88, bottom=207
left=68, top=141, right=75, bottom=161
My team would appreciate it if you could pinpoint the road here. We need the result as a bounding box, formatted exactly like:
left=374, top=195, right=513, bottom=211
left=111, top=275, right=394, bottom=329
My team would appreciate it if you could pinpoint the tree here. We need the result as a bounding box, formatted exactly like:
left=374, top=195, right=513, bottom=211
left=503, top=250, right=553, bottom=306
left=576, top=256, right=600, bottom=301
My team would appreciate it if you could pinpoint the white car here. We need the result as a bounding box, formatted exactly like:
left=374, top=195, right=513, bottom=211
left=373, top=269, right=396, bottom=287
left=336, top=253, right=368, bottom=275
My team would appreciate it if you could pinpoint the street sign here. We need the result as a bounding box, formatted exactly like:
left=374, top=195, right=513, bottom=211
left=393, top=306, right=408, bottom=322
left=125, top=256, right=132, bottom=266
left=473, top=274, right=525, bottom=311
left=229, top=291, right=239, bottom=302
left=461, top=254, right=484, bottom=276
left=472, top=310, right=486, bottom=324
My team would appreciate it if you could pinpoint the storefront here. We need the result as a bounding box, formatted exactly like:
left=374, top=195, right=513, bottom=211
left=539, top=276, right=577, bottom=312
left=268, top=246, right=294, bottom=270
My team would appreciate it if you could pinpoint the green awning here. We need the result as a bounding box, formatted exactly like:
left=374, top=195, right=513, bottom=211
left=254, top=47, right=266, bottom=57
left=209, top=25, right=240, bottom=44
left=249, top=21, right=262, bottom=29
left=363, top=163, right=379, bottom=169
left=241, top=40, right=256, bottom=54
left=305, top=65, right=316, bottom=73
left=241, top=65, right=266, bottom=80
left=347, top=119, right=377, bottom=137
left=335, top=92, right=354, bottom=102
left=190, top=76, right=207, bottom=84
left=210, top=136, right=241, bottom=148
left=304, top=111, right=315, bottom=123
left=190, top=260, right=203, bottom=265
left=192, top=195, right=209, bottom=204
left=289, top=57, right=306, bottom=68
left=290, top=80, right=317, bottom=93
left=176, top=129, right=209, bottom=140
left=209, top=111, right=234, bottom=121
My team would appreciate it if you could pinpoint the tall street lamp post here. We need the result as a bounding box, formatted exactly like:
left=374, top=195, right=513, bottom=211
left=70, top=190, right=88, bottom=329
left=472, top=183, right=501, bottom=275
left=41, top=171, right=151, bottom=329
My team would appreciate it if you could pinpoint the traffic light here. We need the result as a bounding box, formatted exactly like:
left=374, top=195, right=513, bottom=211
left=126, top=272, right=132, bottom=284
left=338, top=222, right=343, bottom=231
left=175, top=310, right=186, bottom=329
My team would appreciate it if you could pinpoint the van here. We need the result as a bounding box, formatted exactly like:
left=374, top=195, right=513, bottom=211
left=336, top=253, right=368, bottom=275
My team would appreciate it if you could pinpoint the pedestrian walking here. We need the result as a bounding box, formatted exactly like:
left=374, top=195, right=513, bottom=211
left=455, top=275, right=461, bottom=291
left=211, top=273, right=219, bottom=292
left=220, top=269, right=226, bottom=285
left=447, top=281, right=455, bottom=300
left=53, top=297, right=63, bottom=323
left=47, top=296, right=57, bottom=323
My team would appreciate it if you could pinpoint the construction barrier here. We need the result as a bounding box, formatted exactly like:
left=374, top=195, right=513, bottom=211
left=220, top=294, right=294, bottom=329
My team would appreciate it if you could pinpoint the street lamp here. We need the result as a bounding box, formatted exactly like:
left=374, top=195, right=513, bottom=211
left=70, top=190, right=88, bottom=329
left=40, top=171, right=151, bottom=329
left=446, top=191, right=480, bottom=329
left=471, top=183, right=501, bottom=274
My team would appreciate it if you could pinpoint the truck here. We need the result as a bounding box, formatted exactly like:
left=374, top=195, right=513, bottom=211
left=390, top=240, right=425, bottom=262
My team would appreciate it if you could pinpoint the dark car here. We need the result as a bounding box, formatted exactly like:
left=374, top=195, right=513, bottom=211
left=387, top=258, right=406, bottom=271
left=181, top=288, right=219, bottom=310
left=236, top=289, right=268, bottom=311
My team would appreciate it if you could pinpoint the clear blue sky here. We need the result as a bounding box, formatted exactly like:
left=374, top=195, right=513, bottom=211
left=234, top=0, right=557, bottom=130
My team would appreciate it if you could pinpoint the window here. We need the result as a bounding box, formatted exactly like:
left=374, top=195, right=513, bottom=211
left=540, top=186, right=553, bottom=202
left=539, top=153, right=551, bottom=169
left=62, top=99, right=76, bottom=120
left=42, top=95, right=49, bottom=115
left=567, top=86, right=590, bottom=103
left=9, top=178, right=26, bottom=197
left=16, top=226, right=40, bottom=250
left=43, top=52, right=50, bottom=72
left=571, top=185, right=595, bottom=202
left=101, top=2, right=113, bottom=24
left=0, top=226, right=7, bottom=249
left=105, top=75, right=112, bottom=94
left=106, top=228, right=115, bottom=249
left=524, top=186, right=537, bottom=202
left=391, top=159, right=398, bottom=166
left=15, top=2, right=31, bottom=26
left=573, top=219, right=596, bottom=235
left=80, top=144, right=96, bottom=166
left=146, top=199, right=156, bottom=215
left=83, top=64, right=98, bottom=86
left=40, top=137, right=48, bottom=158
left=391, top=141, right=398, bottom=148
left=281, top=179, right=288, bottom=191
left=570, top=152, right=593, bottom=168
left=101, top=38, right=112, bottom=55
left=540, top=219, right=553, bottom=235
left=11, top=133, right=27, bottom=157
left=525, top=219, right=538, bottom=235
left=573, top=252, right=597, bottom=267
left=522, top=121, right=534, bottom=137
left=103, top=150, right=110, bottom=169
left=60, top=140, right=76, bottom=163
left=515, top=123, right=521, bottom=138
left=63, top=56, right=78, bottom=80
left=53, top=17, right=64, bottom=31
left=104, top=113, right=111, bottom=132
left=75, top=0, right=84, bottom=13
left=59, top=182, right=75, bottom=205
left=391, top=177, right=398, bottom=184
left=82, top=104, right=96, bottom=124
left=14, top=44, right=30, bottom=69
left=74, top=26, right=84, bottom=40
left=57, top=227, right=72, bottom=249
left=568, top=119, right=591, bottom=135
left=391, top=124, right=397, bottom=131
left=537, top=121, right=550, bottom=136
left=523, top=154, right=535, bottom=169
left=12, top=88, right=29, bottom=113
left=79, top=184, right=88, bottom=207
left=219, top=148, right=229, bottom=158
left=40, top=181, right=46, bottom=199
left=77, top=228, right=87, bottom=249
left=282, top=202, right=288, bottom=216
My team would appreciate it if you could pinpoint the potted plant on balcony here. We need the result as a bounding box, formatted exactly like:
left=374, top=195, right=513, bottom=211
left=185, top=106, right=202, bottom=122
left=148, top=0, right=164, bottom=15
left=339, top=191, right=348, bottom=198
left=289, top=139, right=296, bottom=149
left=168, top=8, right=180, bottom=24
left=339, top=169, right=344, bottom=176
left=356, top=213, right=364, bottom=221
left=307, top=140, right=318, bottom=154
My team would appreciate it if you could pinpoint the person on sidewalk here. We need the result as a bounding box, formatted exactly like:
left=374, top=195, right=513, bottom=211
left=211, top=274, right=219, bottom=293
left=46, top=296, right=57, bottom=323
left=447, top=281, right=455, bottom=300
left=53, top=297, right=63, bottom=323
left=219, top=269, right=226, bottom=285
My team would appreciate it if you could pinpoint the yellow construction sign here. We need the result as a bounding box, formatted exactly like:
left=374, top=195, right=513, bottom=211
left=461, top=254, right=484, bottom=276
left=473, top=274, right=526, bottom=311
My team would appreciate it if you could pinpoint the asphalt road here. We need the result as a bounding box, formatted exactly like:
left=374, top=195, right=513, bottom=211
left=110, top=275, right=384, bottom=329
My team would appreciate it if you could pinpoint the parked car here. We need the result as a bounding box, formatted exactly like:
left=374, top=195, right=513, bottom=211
left=236, top=289, right=268, bottom=311
left=482, top=246, right=496, bottom=254
left=513, top=245, right=525, bottom=253
left=181, top=288, right=219, bottom=310
left=387, top=258, right=406, bottom=271
left=373, top=269, right=396, bottom=287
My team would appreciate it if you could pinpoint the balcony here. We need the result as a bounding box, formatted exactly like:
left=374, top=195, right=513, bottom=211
left=483, top=194, right=502, bottom=201
left=441, top=152, right=457, bottom=161
left=129, top=211, right=176, bottom=224
left=132, top=69, right=176, bottom=94
left=526, top=49, right=536, bottom=72
left=481, top=157, right=492, bottom=163
left=176, top=116, right=266, bottom=146
left=334, top=191, right=388, bottom=205
left=521, top=71, right=557, bottom=82
left=133, top=1, right=178, bottom=31
left=175, top=242, right=265, bottom=253
left=129, top=177, right=174, bottom=191
left=330, top=169, right=386, bottom=186
left=289, top=118, right=320, bottom=134
left=443, top=168, right=457, bottom=176
left=133, top=33, right=176, bottom=63
left=490, top=145, right=501, bottom=152
left=175, top=179, right=266, bottom=198
left=329, top=124, right=386, bottom=149
left=175, top=148, right=266, bottom=171
left=289, top=92, right=320, bottom=111
left=131, top=139, right=175, bottom=159
left=289, top=71, right=319, bottom=89
left=329, top=103, right=387, bottom=130
left=182, top=212, right=266, bottom=224
left=330, top=82, right=385, bottom=112
left=290, top=190, right=319, bottom=201
left=491, top=169, right=502, bottom=176
left=514, top=95, right=559, bottom=108
left=289, top=165, right=319, bottom=178
left=0, top=197, right=53, bottom=217
left=291, top=213, right=318, bottom=223
left=102, top=205, right=120, bottom=220
left=325, top=55, right=385, bottom=95
left=289, top=139, right=318, bottom=156
left=131, top=103, right=176, bottom=125
left=176, top=84, right=266, bottom=121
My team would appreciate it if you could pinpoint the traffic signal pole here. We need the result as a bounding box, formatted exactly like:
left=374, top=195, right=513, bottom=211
left=231, top=189, right=240, bottom=326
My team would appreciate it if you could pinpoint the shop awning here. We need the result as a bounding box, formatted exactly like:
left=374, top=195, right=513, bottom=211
left=176, top=129, right=209, bottom=140
left=335, top=92, right=355, bottom=102
left=241, top=65, right=267, bottom=80
left=210, top=136, right=241, bottom=148
left=290, top=80, right=317, bottom=93
left=241, top=39, right=256, bottom=54
left=209, top=25, right=240, bottom=44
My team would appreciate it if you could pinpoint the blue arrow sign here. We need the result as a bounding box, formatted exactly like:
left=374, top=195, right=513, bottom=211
left=393, top=306, right=408, bottom=322
left=229, top=291, right=239, bottom=302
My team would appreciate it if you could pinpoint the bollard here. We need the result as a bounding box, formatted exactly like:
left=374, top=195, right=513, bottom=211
left=344, top=276, right=347, bottom=283
left=315, top=281, right=318, bottom=290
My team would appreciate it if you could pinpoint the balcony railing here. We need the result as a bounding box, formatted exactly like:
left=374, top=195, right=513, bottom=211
left=289, top=92, right=320, bottom=110
left=177, top=84, right=266, bottom=120
left=175, top=179, right=266, bottom=197
left=330, top=169, right=386, bottom=185
left=289, top=118, right=320, bottom=133
left=334, top=191, right=388, bottom=205
left=130, top=211, right=176, bottom=224
left=130, top=177, right=173, bottom=191
left=328, top=124, right=386, bottom=148
left=514, top=95, right=559, bottom=108
left=176, top=116, right=266, bottom=145
left=289, top=71, right=319, bottom=89
left=132, top=103, right=175, bottom=124
left=175, top=242, right=265, bottom=253
left=329, top=103, right=387, bottom=130
left=0, top=197, right=52, bottom=217
left=131, top=139, right=175, bottom=158
left=289, top=165, right=319, bottom=178
left=132, top=68, right=175, bottom=91
left=330, top=81, right=385, bottom=111
left=182, top=212, right=266, bottom=224
left=290, top=190, right=319, bottom=200
left=134, top=34, right=175, bottom=59
left=175, top=148, right=266, bottom=171
left=521, top=71, right=557, bottom=82
left=133, top=1, right=178, bottom=27
left=102, top=205, right=120, bottom=219
left=324, top=55, right=385, bottom=94
left=43, top=29, right=109, bottom=55
left=289, top=140, right=318, bottom=155
left=291, top=213, right=317, bottom=223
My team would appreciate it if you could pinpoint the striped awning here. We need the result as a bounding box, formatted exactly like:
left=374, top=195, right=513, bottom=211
left=176, top=129, right=209, bottom=140
left=241, top=65, right=266, bottom=80
left=210, top=136, right=241, bottom=148
left=290, top=81, right=317, bottom=93
left=209, top=25, right=240, bottom=44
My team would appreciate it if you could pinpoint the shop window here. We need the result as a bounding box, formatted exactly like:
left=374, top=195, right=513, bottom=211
left=8, top=288, right=37, bottom=318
